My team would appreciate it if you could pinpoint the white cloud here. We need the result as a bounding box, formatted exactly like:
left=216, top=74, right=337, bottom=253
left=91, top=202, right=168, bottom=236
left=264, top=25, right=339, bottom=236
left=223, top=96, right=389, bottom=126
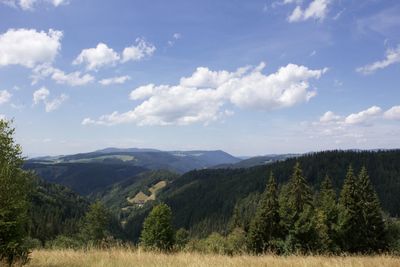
left=0, top=90, right=12, bottom=105
left=121, top=38, right=156, bottom=63
left=0, top=0, right=68, bottom=10
left=384, top=106, right=400, bottom=120
left=319, top=111, right=340, bottom=123
left=288, top=0, right=331, bottom=22
left=99, top=75, right=131, bottom=86
left=31, top=64, right=94, bottom=86
left=33, top=87, right=50, bottom=104
left=83, top=62, right=327, bottom=126
left=73, top=43, right=120, bottom=71
left=51, top=69, right=94, bottom=86
left=0, top=114, right=5, bottom=120
left=168, top=33, right=182, bottom=46
left=356, top=45, right=400, bottom=74
left=33, top=86, right=68, bottom=112
left=344, top=106, right=382, bottom=125
left=0, top=28, right=62, bottom=68
left=73, top=39, right=155, bottom=70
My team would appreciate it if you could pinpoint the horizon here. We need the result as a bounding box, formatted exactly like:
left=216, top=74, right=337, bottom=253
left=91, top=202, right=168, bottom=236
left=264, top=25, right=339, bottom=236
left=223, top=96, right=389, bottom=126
left=1, top=0, right=400, bottom=156
left=25, top=145, right=400, bottom=159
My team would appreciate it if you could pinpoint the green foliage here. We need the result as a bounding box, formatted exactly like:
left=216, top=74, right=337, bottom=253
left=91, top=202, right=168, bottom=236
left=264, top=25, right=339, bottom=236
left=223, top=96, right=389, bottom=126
left=149, top=150, right=400, bottom=243
left=279, top=163, right=316, bottom=253
left=28, top=178, right=89, bottom=244
left=0, top=120, right=32, bottom=265
left=315, top=175, right=339, bottom=252
left=225, top=228, right=247, bottom=255
left=338, top=166, right=387, bottom=253
left=45, top=235, right=84, bottom=249
left=386, top=218, right=400, bottom=254
left=175, top=228, right=189, bottom=250
left=140, top=203, right=175, bottom=251
left=247, top=172, right=281, bottom=254
left=81, top=201, right=112, bottom=244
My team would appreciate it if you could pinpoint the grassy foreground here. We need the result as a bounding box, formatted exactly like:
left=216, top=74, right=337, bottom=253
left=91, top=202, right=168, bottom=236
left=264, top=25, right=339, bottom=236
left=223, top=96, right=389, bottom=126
left=27, top=249, right=400, bottom=267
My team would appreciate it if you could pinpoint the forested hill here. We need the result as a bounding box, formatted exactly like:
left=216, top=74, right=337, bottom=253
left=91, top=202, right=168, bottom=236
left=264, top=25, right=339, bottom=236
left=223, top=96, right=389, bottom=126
left=123, top=150, right=400, bottom=240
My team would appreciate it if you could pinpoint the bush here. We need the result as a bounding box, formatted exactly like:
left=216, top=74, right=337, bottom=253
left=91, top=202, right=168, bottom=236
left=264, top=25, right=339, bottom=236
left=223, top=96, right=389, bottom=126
left=45, top=235, right=84, bottom=250
left=175, top=228, right=189, bottom=250
left=140, top=203, right=174, bottom=251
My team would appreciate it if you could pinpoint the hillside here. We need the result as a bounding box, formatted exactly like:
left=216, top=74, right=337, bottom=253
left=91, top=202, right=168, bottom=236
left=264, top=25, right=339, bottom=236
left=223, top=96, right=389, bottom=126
left=24, top=162, right=147, bottom=195
left=28, top=178, right=89, bottom=244
left=213, top=154, right=299, bottom=169
left=123, top=150, right=400, bottom=241
left=28, top=149, right=241, bottom=174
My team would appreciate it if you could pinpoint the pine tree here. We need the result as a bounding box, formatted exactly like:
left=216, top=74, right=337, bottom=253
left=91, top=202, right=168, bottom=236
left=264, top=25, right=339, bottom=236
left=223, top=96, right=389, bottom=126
left=357, top=166, right=386, bottom=252
left=316, top=175, right=339, bottom=252
left=338, top=165, right=362, bottom=252
left=81, top=201, right=111, bottom=244
left=247, top=172, right=281, bottom=254
left=140, top=203, right=175, bottom=251
left=0, top=120, right=32, bottom=266
left=279, top=162, right=315, bottom=253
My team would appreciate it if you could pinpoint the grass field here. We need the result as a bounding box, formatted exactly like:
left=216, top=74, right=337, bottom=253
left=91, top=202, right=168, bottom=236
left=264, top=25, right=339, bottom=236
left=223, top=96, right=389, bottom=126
left=26, top=249, right=400, bottom=267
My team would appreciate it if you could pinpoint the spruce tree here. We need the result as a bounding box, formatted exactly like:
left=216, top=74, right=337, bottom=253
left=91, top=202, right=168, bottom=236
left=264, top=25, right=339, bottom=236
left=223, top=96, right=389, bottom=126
left=338, top=165, right=362, bottom=252
left=279, top=162, right=315, bottom=253
left=247, top=172, right=281, bottom=254
left=316, top=175, right=339, bottom=252
left=81, top=201, right=111, bottom=244
left=140, top=203, right=175, bottom=251
left=357, top=166, right=386, bottom=252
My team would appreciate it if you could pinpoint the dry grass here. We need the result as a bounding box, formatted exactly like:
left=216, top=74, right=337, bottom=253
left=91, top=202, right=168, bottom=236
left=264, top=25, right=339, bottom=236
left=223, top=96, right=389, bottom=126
left=27, top=249, right=400, bottom=267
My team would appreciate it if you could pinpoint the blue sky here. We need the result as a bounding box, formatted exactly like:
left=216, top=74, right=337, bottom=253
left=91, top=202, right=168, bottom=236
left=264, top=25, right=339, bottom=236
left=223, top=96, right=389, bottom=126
left=0, top=0, right=399, bottom=156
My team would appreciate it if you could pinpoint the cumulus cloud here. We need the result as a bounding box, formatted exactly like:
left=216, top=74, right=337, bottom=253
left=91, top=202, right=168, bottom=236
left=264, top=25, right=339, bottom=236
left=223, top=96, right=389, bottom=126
left=344, top=106, right=382, bottom=125
left=31, top=64, right=94, bottom=86
left=384, top=106, right=400, bottom=120
left=99, top=75, right=131, bottom=86
left=0, top=28, right=62, bottom=68
left=0, top=0, right=68, bottom=10
left=33, top=86, right=68, bottom=112
left=74, top=39, right=155, bottom=70
left=318, top=105, right=400, bottom=128
left=121, top=38, right=156, bottom=63
left=288, top=0, right=331, bottom=22
left=356, top=45, right=400, bottom=74
left=319, top=111, right=340, bottom=123
left=0, top=90, right=12, bottom=105
left=73, top=43, right=120, bottom=71
left=83, top=62, right=327, bottom=126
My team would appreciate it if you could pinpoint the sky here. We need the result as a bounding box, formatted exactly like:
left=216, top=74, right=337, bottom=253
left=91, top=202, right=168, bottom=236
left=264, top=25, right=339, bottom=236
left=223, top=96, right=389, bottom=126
left=0, top=0, right=400, bottom=157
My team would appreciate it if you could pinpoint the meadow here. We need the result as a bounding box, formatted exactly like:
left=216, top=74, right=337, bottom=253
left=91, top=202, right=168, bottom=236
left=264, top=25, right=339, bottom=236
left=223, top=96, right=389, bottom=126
left=27, top=249, right=400, bottom=267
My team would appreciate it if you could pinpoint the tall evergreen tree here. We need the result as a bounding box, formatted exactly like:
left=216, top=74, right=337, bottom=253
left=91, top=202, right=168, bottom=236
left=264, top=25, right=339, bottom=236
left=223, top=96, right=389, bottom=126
left=81, top=201, right=111, bottom=244
left=316, top=175, right=339, bottom=252
left=140, top=203, right=175, bottom=251
left=357, top=166, right=386, bottom=252
left=0, top=120, right=32, bottom=265
left=279, top=162, right=315, bottom=253
left=247, top=172, right=281, bottom=254
left=338, top=165, right=362, bottom=252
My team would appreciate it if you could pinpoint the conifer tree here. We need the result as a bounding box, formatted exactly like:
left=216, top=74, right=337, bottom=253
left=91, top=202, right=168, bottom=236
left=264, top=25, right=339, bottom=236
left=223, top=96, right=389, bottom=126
left=338, top=165, right=362, bottom=252
left=316, top=175, right=339, bottom=251
left=81, top=201, right=111, bottom=244
left=357, top=166, right=386, bottom=252
left=279, top=162, right=315, bottom=253
left=247, top=172, right=281, bottom=253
